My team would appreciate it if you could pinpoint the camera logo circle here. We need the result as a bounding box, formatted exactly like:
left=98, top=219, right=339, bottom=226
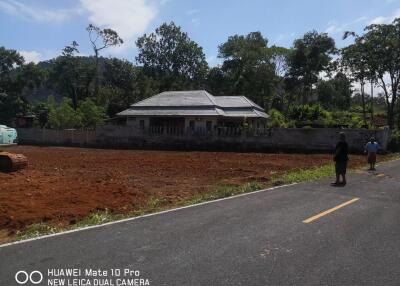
left=15, top=270, right=43, bottom=285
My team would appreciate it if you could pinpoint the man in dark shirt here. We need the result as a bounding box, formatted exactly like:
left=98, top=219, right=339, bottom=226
left=332, top=132, right=349, bottom=186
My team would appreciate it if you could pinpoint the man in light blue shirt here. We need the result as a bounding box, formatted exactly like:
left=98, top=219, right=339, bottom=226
left=365, top=137, right=380, bottom=171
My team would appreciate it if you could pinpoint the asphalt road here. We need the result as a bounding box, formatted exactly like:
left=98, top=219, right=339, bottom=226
left=1, top=159, right=400, bottom=286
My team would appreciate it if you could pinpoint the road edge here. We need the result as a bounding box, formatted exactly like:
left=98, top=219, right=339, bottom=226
left=0, top=183, right=297, bottom=249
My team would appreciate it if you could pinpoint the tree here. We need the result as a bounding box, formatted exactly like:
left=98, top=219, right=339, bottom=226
left=78, top=97, right=106, bottom=128
left=342, top=18, right=400, bottom=129
left=362, top=20, right=400, bottom=129
left=49, top=43, right=96, bottom=109
left=0, top=47, right=41, bottom=124
left=46, top=96, right=105, bottom=129
left=317, top=73, right=352, bottom=110
left=101, top=58, right=138, bottom=116
left=0, top=47, right=24, bottom=90
left=206, top=67, right=229, bottom=96
left=136, top=22, right=209, bottom=91
left=216, top=31, right=276, bottom=108
left=87, top=24, right=123, bottom=98
left=287, top=31, right=336, bottom=104
left=269, top=45, right=291, bottom=111
left=341, top=33, right=369, bottom=126
left=47, top=97, right=82, bottom=129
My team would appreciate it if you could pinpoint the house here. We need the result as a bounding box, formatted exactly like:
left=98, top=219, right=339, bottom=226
left=117, top=90, right=268, bottom=133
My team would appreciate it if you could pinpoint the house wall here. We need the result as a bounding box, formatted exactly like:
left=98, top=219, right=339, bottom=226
left=183, top=116, right=218, bottom=130
left=126, top=117, right=149, bottom=129
left=125, top=115, right=219, bottom=131
left=16, top=127, right=391, bottom=153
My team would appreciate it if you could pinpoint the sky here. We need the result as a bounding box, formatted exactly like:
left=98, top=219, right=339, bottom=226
left=1, top=0, right=400, bottom=67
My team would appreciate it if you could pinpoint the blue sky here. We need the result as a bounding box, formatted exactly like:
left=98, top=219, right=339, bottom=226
left=1, top=0, right=400, bottom=66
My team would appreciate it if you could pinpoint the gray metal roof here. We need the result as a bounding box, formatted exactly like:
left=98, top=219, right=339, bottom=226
left=118, top=107, right=222, bottom=116
left=117, top=90, right=268, bottom=118
left=213, top=96, right=263, bottom=110
left=133, top=90, right=216, bottom=107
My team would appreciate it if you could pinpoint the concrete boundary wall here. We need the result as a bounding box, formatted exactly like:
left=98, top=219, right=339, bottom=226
left=16, top=127, right=390, bottom=153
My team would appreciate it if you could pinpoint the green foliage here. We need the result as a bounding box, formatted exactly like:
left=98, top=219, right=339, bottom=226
left=78, top=97, right=106, bottom=128
left=0, top=47, right=37, bottom=124
left=16, top=223, right=60, bottom=241
left=87, top=24, right=124, bottom=98
left=45, top=96, right=105, bottom=129
left=281, top=164, right=334, bottom=183
left=73, top=209, right=124, bottom=228
left=49, top=54, right=96, bottom=109
left=268, top=109, right=287, bottom=127
left=212, top=31, right=275, bottom=107
left=316, top=72, right=352, bottom=110
left=330, top=111, right=363, bottom=128
left=286, top=104, right=363, bottom=128
left=342, top=18, right=400, bottom=129
left=48, top=98, right=82, bottom=129
left=287, top=104, right=329, bottom=124
left=0, top=92, right=29, bottom=125
left=287, top=31, right=336, bottom=104
left=389, top=129, right=400, bottom=152
left=0, top=46, right=24, bottom=93
left=136, top=22, right=208, bottom=91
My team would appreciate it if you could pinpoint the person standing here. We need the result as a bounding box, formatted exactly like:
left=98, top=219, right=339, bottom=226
left=365, top=137, right=380, bottom=171
left=332, top=132, right=349, bottom=186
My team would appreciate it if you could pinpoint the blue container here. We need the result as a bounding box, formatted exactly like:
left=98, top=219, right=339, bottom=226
left=0, top=125, right=18, bottom=145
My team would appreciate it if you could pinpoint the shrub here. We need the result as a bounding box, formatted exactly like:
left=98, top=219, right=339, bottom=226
left=44, top=97, right=106, bottom=130
left=389, top=129, right=400, bottom=152
left=268, top=109, right=287, bottom=127
left=78, top=98, right=106, bottom=128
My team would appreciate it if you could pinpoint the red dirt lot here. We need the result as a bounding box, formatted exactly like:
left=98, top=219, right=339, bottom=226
left=0, top=146, right=366, bottom=234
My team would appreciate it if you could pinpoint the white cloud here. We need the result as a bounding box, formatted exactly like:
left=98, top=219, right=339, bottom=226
left=369, top=16, right=387, bottom=25
left=79, top=0, right=157, bottom=52
left=19, top=50, right=41, bottom=63
left=325, top=24, right=339, bottom=34
left=324, top=17, right=368, bottom=35
left=0, top=0, right=79, bottom=23
left=368, top=9, right=400, bottom=25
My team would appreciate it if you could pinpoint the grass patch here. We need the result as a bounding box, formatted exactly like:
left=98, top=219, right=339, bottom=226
left=279, top=164, right=334, bottom=184
left=73, top=210, right=125, bottom=229
left=15, top=223, right=60, bottom=241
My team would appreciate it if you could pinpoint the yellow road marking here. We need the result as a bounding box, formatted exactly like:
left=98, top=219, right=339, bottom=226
left=303, top=198, right=360, bottom=224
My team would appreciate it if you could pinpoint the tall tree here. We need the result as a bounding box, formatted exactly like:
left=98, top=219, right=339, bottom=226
left=0, top=47, right=24, bottom=93
left=0, top=47, right=40, bottom=124
left=362, top=20, right=400, bottom=129
left=316, top=73, right=352, bottom=110
left=101, top=58, right=139, bottom=116
left=217, top=31, right=275, bottom=108
left=342, top=18, right=400, bottom=129
left=87, top=24, right=123, bottom=98
left=136, top=22, right=209, bottom=91
left=269, top=45, right=291, bottom=111
left=341, top=32, right=369, bottom=126
left=50, top=42, right=96, bottom=109
left=287, top=31, right=336, bottom=104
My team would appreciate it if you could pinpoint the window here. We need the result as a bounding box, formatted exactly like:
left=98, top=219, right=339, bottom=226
left=139, top=120, right=145, bottom=130
left=206, top=121, right=212, bottom=131
left=189, top=120, right=195, bottom=131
